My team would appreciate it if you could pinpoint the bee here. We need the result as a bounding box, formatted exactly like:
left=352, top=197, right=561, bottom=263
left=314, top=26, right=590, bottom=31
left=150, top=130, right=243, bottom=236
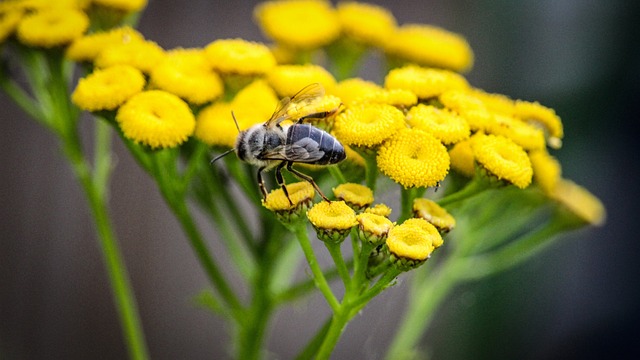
left=212, top=83, right=346, bottom=204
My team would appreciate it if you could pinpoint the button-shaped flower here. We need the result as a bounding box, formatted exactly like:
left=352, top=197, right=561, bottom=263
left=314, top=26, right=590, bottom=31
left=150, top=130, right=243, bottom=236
left=307, top=201, right=358, bottom=243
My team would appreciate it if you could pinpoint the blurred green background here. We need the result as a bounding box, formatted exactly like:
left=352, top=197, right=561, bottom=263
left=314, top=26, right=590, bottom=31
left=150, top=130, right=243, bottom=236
left=1, top=0, right=638, bottom=359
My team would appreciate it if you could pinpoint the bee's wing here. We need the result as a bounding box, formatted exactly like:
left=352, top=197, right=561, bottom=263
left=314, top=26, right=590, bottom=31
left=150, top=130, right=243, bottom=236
left=260, top=138, right=325, bottom=163
left=265, top=83, right=325, bottom=128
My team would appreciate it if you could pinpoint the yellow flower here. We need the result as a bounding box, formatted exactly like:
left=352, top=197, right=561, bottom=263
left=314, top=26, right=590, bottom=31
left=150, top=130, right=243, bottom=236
left=267, top=64, right=336, bottom=97
left=406, top=104, right=470, bottom=145
left=529, top=149, right=561, bottom=195
left=448, top=139, right=475, bottom=177
left=486, top=114, right=545, bottom=151
left=195, top=102, right=238, bottom=148
left=343, top=144, right=366, bottom=167
left=439, top=89, right=495, bottom=132
left=196, top=80, right=279, bottom=148
left=356, top=212, right=394, bottom=245
left=204, top=38, right=276, bottom=76
left=386, top=218, right=442, bottom=269
left=333, top=103, right=404, bottom=147
left=92, top=0, right=147, bottom=12
left=16, top=8, right=88, bottom=48
left=384, top=65, right=469, bottom=99
left=514, top=100, right=564, bottom=149
left=263, top=182, right=315, bottom=223
left=254, top=0, right=340, bottom=50
left=550, top=179, right=605, bottom=226
left=336, top=2, right=396, bottom=47
left=307, top=200, right=358, bottom=243
left=384, top=24, right=474, bottom=72
left=468, top=88, right=516, bottom=117
left=72, top=65, right=145, bottom=111
left=413, top=198, right=455, bottom=233
left=332, top=183, right=374, bottom=210
left=150, top=48, right=224, bottom=105
left=364, top=203, right=392, bottom=217
left=329, top=78, right=382, bottom=105
left=471, top=133, right=533, bottom=189
left=402, top=218, right=444, bottom=248
left=377, top=128, right=450, bottom=189
left=0, top=8, right=22, bottom=44
left=94, top=39, right=165, bottom=74
left=66, top=26, right=144, bottom=62
left=116, top=90, right=195, bottom=149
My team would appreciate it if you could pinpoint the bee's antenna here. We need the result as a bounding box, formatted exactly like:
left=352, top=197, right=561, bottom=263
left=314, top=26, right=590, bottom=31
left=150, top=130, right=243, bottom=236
left=210, top=148, right=235, bottom=164
left=231, top=111, right=241, bottom=133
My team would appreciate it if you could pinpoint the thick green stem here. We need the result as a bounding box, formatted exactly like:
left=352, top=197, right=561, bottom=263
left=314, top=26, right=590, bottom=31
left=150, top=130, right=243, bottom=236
left=325, top=242, right=351, bottom=291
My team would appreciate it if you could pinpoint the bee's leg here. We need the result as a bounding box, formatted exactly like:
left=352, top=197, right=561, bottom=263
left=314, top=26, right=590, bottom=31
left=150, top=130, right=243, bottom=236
left=286, top=162, right=331, bottom=202
left=275, top=161, right=292, bottom=205
left=257, top=166, right=269, bottom=200
left=297, top=108, right=340, bottom=124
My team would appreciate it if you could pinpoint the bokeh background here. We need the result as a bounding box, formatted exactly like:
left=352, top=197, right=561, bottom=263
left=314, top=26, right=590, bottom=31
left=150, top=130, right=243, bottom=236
left=2, top=0, right=639, bottom=359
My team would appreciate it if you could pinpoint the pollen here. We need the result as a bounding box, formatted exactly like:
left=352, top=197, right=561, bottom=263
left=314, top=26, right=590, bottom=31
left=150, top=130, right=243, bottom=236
left=377, top=128, right=450, bottom=189
left=66, top=26, right=145, bottom=62
left=332, top=183, right=374, bottom=209
left=254, top=0, right=340, bottom=50
left=116, top=90, right=195, bottom=149
left=406, top=104, right=470, bottom=145
left=94, top=39, right=165, bottom=74
left=333, top=103, right=404, bottom=147
left=384, top=65, right=469, bottom=99
left=150, top=48, right=223, bottom=105
left=529, top=149, right=562, bottom=195
left=413, top=198, right=455, bottom=234
left=471, top=133, right=533, bottom=189
left=383, top=24, right=474, bottom=73
left=72, top=65, right=146, bottom=112
left=16, top=8, right=89, bottom=48
left=204, top=38, right=276, bottom=76
left=267, top=64, right=336, bottom=97
left=336, top=1, right=397, bottom=47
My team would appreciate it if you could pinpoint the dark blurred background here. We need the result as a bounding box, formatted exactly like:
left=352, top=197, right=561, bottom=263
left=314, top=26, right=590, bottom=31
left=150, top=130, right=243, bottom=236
left=1, top=0, right=639, bottom=359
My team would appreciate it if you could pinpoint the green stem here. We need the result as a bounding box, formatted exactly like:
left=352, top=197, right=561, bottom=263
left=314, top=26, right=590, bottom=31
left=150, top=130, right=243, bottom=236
left=437, top=177, right=489, bottom=208
left=296, top=317, right=333, bottom=360
left=363, top=151, right=378, bottom=191
left=293, top=224, right=340, bottom=312
left=0, top=73, right=47, bottom=122
left=399, top=186, right=416, bottom=222
left=325, top=242, right=351, bottom=291
left=327, top=165, right=347, bottom=185
left=315, top=308, right=351, bottom=360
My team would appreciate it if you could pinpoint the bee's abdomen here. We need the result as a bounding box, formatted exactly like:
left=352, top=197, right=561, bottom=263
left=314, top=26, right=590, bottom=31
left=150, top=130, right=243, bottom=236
left=287, top=124, right=346, bottom=165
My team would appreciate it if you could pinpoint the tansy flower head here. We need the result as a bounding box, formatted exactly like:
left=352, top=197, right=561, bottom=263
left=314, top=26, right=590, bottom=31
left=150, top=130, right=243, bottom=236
left=413, top=198, right=455, bottom=233
left=329, top=78, right=382, bottom=106
left=550, top=179, right=605, bottom=227
left=486, top=114, right=545, bottom=151
left=468, top=88, right=516, bottom=117
left=448, top=139, right=475, bottom=177
left=359, top=88, right=418, bottom=108
left=529, top=149, right=561, bottom=196
left=332, top=183, right=374, bottom=210
left=307, top=201, right=358, bottom=243
left=471, top=133, right=533, bottom=189
left=333, top=103, right=404, bottom=147
left=150, top=48, right=224, bottom=105
left=92, top=0, right=148, bottom=12
left=364, top=203, right=392, bottom=217
left=263, top=182, right=315, bottom=224
left=254, top=0, right=340, bottom=50
left=195, top=102, right=238, bottom=148
left=205, top=38, right=276, bottom=76
left=514, top=100, right=564, bottom=149
left=116, top=90, right=195, bottom=149
left=439, top=89, right=495, bottom=132
left=384, top=24, right=474, bottom=72
left=356, top=213, right=394, bottom=245
left=230, top=79, right=280, bottom=121
left=377, top=128, right=450, bottom=189
left=66, top=26, right=144, bottom=62
left=386, top=218, right=442, bottom=270
left=336, top=2, right=396, bottom=47
left=16, top=8, right=89, bottom=48
left=406, top=104, right=470, bottom=145
left=94, top=39, right=165, bottom=74
left=267, top=64, right=336, bottom=97
left=384, top=65, right=469, bottom=99
left=72, top=65, right=145, bottom=112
